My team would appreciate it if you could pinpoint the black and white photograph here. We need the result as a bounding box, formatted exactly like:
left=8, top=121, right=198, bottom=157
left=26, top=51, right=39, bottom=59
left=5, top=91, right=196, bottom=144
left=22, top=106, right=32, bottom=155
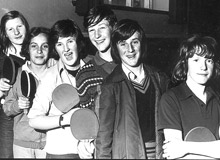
left=0, top=0, right=220, bottom=159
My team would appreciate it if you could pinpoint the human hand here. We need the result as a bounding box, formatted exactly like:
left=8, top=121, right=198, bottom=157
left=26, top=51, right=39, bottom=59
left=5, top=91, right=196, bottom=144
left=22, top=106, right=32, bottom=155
left=163, top=140, right=188, bottom=159
left=18, top=97, right=30, bottom=114
left=47, top=58, right=57, bottom=68
left=0, top=78, right=11, bottom=92
left=62, top=107, right=80, bottom=126
left=77, top=139, right=94, bottom=159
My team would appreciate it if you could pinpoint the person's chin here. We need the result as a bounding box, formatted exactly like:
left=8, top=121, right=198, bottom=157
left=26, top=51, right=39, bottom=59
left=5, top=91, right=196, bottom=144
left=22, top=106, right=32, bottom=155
left=13, top=40, right=23, bottom=45
left=99, top=46, right=110, bottom=53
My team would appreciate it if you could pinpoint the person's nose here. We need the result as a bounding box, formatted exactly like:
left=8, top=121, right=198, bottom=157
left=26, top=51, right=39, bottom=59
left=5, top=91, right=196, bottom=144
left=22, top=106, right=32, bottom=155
left=94, top=29, right=101, bottom=39
left=128, top=43, right=134, bottom=53
left=200, top=60, right=207, bottom=70
left=14, top=28, right=20, bottom=35
left=64, top=43, right=70, bottom=52
left=37, top=46, right=43, bottom=54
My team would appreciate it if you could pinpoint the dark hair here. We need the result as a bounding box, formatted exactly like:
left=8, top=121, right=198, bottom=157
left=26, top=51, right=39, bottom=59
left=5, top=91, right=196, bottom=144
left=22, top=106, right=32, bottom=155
left=21, top=27, right=50, bottom=60
left=49, top=19, right=86, bottom=60
left=172, top=34, right=220, bottom=83
left=0, top=10, right=29, bottom=54
left=83, top=5, right=117, bottom=29
left=111, top=19, right=147, bottom=64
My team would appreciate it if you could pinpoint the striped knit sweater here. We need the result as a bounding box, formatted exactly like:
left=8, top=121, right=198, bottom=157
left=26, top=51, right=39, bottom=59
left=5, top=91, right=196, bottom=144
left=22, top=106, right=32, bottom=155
left=76, top=59, right=116, bottom=109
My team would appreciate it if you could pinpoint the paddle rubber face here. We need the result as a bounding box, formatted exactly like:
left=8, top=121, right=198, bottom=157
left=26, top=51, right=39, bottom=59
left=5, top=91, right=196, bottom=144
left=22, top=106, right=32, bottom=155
left=52, top=83, right=80, bottom=113
left=28, top=73, right=36, bottom=98
left=184, top=126, right=216, bottom=142
left=20, top=70, right=36, bottom=99
left=2, top=56, right=16, bottom=85
left=182, top=127, right=216, bottom=159
left=70, top=108, right=99, bottom=140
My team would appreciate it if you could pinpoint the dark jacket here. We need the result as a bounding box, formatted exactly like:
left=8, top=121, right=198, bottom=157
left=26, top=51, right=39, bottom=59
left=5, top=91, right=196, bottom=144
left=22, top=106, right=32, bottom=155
left=95, top=64, right=170, bottom=159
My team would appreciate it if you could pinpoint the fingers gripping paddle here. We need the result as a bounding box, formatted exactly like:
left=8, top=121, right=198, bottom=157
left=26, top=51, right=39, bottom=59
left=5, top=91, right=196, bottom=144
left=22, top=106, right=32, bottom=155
left=182, top=127, right=216, bottom=159
left=2, top=56, right=17, bottom=85
left=70, top=108, right=99, bottom=140
left=52, top=83, right=80, bottom=113
left=20, top=70, right=37, bottom=114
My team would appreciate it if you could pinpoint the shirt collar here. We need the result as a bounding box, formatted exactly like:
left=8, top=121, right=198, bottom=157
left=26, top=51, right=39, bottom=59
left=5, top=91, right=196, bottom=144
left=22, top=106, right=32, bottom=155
left=22, top=61, right=48, bottom=80
left=58, top=59, right=85, bottom=76
left=22, top=61, right=32, bottom=72
left=7, top=47, right=25, bottom=60
left=179, top=82, right=215, bottom=100
left=93, top=52, right=113, bottom=66
left=121, top=63, right=145, bottom=83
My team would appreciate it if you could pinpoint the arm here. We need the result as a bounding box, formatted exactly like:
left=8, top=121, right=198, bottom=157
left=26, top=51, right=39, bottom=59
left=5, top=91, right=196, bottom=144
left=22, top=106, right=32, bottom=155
left=158, top=90, right=185, bottom=159
left=95, top=84, right=116, bottom=159
left=159, top=89, right=220, bottom=159
left=3, top=86, right=22, bottom=116
left=29, top=108, right=77, bottom=130
left=0, top=78, right=11, bottom=93
left=163, top=128, right=220, bottom=159
left=29, top=114, right=61, bottom=130
left=28, top=67, right=80, bottom=130
left=3, top=73, right=24, bottom=116
left=0, top=78, right=11, bottom=98
left=28, top=79, right=78, bottom=130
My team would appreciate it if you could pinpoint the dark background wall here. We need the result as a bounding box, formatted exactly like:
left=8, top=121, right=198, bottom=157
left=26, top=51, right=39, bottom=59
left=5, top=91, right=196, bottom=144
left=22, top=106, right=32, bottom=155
left=0, top=0, right=186, bottom=37
left=1, top=0, right=220, bottom=76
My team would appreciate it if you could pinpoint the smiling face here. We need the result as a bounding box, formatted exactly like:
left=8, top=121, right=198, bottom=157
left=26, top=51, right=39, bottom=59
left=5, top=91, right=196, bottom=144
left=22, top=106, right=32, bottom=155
left=88, top=19, right=112, bottom=53
left=29, top=33, right=49, bottom=66
left=117, top=31, right=141, bottom=68
left=5, top=17, right=26, bottom=45
left=55, top=36, right=79, bottom=69
left=187, top=54, right=214, bottom=85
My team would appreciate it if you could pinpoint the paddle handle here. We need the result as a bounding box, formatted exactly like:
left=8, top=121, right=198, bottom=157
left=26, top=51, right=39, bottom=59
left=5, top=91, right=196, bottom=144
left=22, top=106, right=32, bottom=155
left=24, top=109, right=28, bottom=114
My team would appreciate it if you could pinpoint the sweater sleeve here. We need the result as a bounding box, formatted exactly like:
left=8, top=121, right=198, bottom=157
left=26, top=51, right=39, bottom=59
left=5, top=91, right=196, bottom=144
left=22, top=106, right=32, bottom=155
left=3, top=69, right=22, bottom=117
left=76, top=61, right=103, bottom=108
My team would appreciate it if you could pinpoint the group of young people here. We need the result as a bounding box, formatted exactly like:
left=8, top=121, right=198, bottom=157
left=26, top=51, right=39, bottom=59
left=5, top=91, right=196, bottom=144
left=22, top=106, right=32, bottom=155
left=0, top=4, right=220, bottom=159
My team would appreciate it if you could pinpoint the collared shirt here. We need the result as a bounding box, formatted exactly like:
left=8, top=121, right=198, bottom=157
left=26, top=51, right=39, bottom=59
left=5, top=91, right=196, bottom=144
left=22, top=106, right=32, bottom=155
left=28, top=59, right=85, bottom=154
left=22, top=61, right=48, bottom=82
left=93, top=52, right=116, bottom=75
left=158, top=82, right=220, bottom=139
left=122, top=63, right=145, bottom=83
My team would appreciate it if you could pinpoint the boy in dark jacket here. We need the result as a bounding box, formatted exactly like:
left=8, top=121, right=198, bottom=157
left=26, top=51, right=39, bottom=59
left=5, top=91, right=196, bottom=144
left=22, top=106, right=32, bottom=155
left=95, top=19, right=170, bottom=159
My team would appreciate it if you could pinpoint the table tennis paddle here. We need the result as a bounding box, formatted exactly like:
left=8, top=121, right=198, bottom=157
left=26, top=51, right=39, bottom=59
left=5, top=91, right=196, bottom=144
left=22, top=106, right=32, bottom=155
left=181, top=126, right=216, bottom=159
left=20, top=70, right=37, bottom=114
left=52, top=83, right=80, bottom=113
left=2, top=56, right=17, bottom=85
left=70, top=108, right=99, bottom=140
